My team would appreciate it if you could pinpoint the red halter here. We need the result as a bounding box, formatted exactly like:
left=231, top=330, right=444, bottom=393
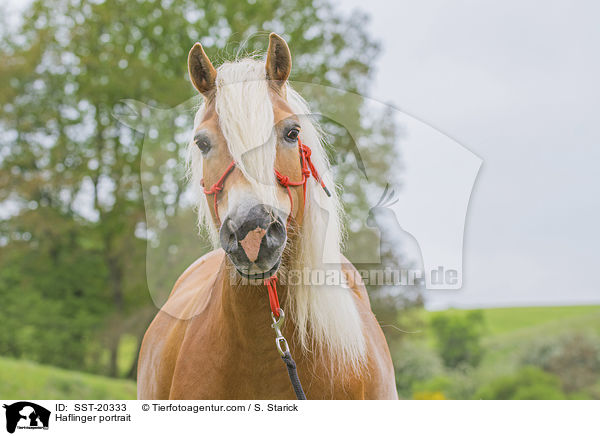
left=201, top=138, right=331, bottom=317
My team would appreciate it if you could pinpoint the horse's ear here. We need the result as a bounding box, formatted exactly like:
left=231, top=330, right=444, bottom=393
left=265, top=33, right=291, bottom=90
left=188, top=42, right=217, bottom=97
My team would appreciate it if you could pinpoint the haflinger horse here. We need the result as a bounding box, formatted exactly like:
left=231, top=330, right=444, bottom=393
left=137, top=33, right=397, bottom=400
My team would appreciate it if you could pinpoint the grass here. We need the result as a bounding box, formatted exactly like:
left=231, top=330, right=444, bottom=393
left=0, top=356, right=136, bottom=400
left=460, top=305, right=600, bottom=336
left=422, top=304, right=600, bottom=339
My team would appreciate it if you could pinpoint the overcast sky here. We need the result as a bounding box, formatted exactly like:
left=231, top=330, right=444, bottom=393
left=340, top=0, right=600, bottom=308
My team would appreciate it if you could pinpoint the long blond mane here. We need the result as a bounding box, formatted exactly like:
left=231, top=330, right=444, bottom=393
left=186, top=58, right=367, bottom=372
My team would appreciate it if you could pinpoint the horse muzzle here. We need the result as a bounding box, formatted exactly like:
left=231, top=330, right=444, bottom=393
left=219, top=203, right=287, bottom=279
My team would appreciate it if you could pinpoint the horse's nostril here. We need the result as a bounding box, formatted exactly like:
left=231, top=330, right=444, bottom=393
left=220, top=217, right=239, bottom=254
left=226, top=219, right=236, bottom=235
left=265, top=218, right=286, bottom=247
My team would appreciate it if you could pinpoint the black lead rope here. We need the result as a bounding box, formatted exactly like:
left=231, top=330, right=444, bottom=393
left=281, top=351, right=307, bottom=400
left=270, top=309, right=307, bottom=400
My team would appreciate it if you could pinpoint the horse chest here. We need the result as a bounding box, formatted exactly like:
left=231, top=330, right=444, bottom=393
left=166, top=314, right=365, bottom=399
left=166, top=314, right=296, bottom=399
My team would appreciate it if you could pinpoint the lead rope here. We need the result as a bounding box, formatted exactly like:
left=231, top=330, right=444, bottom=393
left=266, top=276, right=306, bottom=400
left=203, top=138, right=331, bottom=400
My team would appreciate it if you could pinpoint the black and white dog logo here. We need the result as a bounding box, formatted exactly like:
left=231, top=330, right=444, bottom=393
left=3, top=402, right=50, bottom=434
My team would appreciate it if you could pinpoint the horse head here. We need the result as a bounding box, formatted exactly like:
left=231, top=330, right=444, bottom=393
left=187, top=34, right=329, bottom=280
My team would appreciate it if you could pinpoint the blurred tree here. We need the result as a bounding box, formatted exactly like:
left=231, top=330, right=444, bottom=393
left=0, top=0, right=410, bottom=376
left=430, top=310, right=485, bottom=369
left=521, top=331, right=600, bottom=393
left=474, top=366, right=565, bottom=400
left=391, top=339, right=443, bottom=398
left=411, top=370, right=478, bottom=400
left=0, top=207, right=111, bottom=369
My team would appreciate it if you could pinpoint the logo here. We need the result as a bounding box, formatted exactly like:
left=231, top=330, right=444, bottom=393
left=2, top=402, right=50, bottom=434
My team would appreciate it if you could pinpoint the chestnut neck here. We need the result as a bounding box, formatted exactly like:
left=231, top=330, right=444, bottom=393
left=216, top=259, right=291, bottom=354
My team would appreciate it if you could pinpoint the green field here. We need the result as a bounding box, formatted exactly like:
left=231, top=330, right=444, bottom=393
left=1, top=305, right=599, bottom=400
left=426, top=305, right=600, bottom=337
left=0, top=356, right=136, bottom=400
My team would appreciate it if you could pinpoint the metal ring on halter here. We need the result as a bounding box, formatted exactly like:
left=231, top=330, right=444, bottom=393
left=270, top=309, right=290, bottom=356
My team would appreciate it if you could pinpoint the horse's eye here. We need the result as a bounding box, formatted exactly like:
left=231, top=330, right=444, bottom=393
left=195, top=134, right=212, bottom=154
left=285, top=127, right=300, bottom=142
